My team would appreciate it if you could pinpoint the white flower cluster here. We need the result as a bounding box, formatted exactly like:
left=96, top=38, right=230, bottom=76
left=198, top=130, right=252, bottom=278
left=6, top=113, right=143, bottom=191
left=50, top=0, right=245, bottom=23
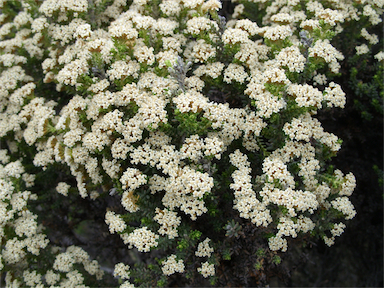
left=120, top=168, right=147, bottom=190
left=187, top=17, right=218, bottom=35
left=154, top=208, right=181, bottom=239
left=286, top=84, right=323, bottom=108
left=283, top=113, right=341, bottom=152
left=222, top=28, right=250, bottom=45
left=114, top=262, right=131, bottom=280
left=52, top=246, right=104, bottom=284
left=323, top=222, right=347, bottom=247
left=360, top=28, right=379, bottom=45
left=192, top=39, right=216, bottom=63
left=56, top=182, right=70, bottom=196
left=262, top=25, right=293, bottom=41
left=275, top=46, right=306, bottom=73
left=161, top=254, right=185, bottom=276
left=331, top=197, right=356, bottom=220
left=323, top=82, right=346, bottom=108
left=309, top=39, right=344, bottom=73
left=105, top=211, right=127, bottom=234
left=355, top=44, right=370, bottom=55
left=245, top=76, right=287, bottom=118
left=107, top=60, right=140, bottom=80
left=195, top=238, right=214, bottom=257
left=180, top=134, right=224, bottom=162
left=223, top=63, right=248, bottom=84
left=0, top=160, right=49, bottom=271
left=194, top=62, right=225, bottom=78
left=173, top=90, right=209, bottom=113
left=197, top=261, right=215, bottom=278
left=121, top=227, right=159, bottom=252
left=229, top=128, right=356, bottom=252
left=9, top=246, right=104, bottom=287
left=229, top=150, right=272, bottom=227
left=121, top=190, right=140, bottom=213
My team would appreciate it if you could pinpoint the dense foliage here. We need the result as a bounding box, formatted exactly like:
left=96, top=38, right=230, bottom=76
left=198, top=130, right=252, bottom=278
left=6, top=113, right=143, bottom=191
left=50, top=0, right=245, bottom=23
left=0, top=0, right=382, bottom=287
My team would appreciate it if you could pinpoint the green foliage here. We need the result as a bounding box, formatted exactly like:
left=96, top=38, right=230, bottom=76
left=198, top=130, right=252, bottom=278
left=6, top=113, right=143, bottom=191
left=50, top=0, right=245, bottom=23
left=265, top=38, right=293, bottom=56
left=1, top=0, right=23, bottom=18
left=272, top=255, right=281, bottom=265
left=224, top=219, right=243, bottom=238
left=173, top=109, right=213, bottom=138
left=237, top=0, right=266, bottom=25
left=350, top=61, right=383, bottom=121
left=256, top=248, right=265, bottom=258
left=373, top=165, right=383, bottom=188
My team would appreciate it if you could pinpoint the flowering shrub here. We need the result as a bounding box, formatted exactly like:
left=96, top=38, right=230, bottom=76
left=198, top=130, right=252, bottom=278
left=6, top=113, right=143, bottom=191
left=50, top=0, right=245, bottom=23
left=0, top=0, right=382, bottom=286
